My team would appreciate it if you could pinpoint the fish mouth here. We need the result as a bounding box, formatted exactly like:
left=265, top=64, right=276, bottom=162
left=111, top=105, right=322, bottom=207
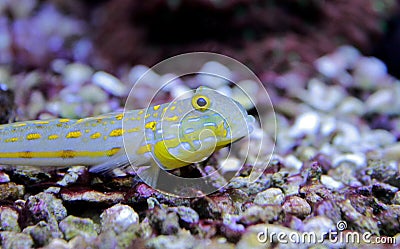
left=246, top=115, right=255, bottom=134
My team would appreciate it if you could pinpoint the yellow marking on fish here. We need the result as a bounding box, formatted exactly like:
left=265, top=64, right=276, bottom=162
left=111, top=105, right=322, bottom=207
left=34, top=121, right=50, bottom=125
left=162, top=138, right=181, bottom=148
left=56, top=123, right=69, bottom=128
left=145, top=114, right=151, bottom=119
left=109, top=128, right=124, bottom=137
left=170, top=106, right=176, bottom=111
left=27, top=133, right=41, bottom=140
left=14, top=123, right=26, bottom=127
left=5, top=137, right=19, bottom=143
left=48, top=134, right=59, bottom=140
left=77, top=119, right=84, bottom=123
left=153, top=140, right=187, bottom=169
left=153, top=105, right=160, bottom=111
left=85, top=129, right=90, bottom=133
left=0, top=148, right=123, bottom=159
left=145, top=122, right=157, bottom=131
left=216, top=122, right=227, bottom=137
left=106, top=147, right=121, bottom=156
left=138, top=110, right=144, bottom=115
left=90, top=132, right=101, bottom=139
left=127, top=127, right=140, bottom=133
left=21, top=151, right=33, bottom=158
left=115, top=114, right=124, bottom=120
left=153, top=112, right=158, bottom=118
left=66, top=131, right=82, bottom=139
left=60, top=150, right=76, bottom=158
left=59, top=119, right=70, bottom=123
left=103, top=136, right=107, bottom=141
left=137, top=144, right=152, bottom=154
left=164, top=116, right=179, bottom=122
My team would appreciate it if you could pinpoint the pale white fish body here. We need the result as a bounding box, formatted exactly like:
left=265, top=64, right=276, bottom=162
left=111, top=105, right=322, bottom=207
left=0, top=87, right=255, bottom=187
left=0, top=110, right=147, bottom=167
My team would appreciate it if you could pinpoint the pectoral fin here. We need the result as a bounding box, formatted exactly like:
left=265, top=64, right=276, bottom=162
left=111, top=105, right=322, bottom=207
left=88, top=149, right=130, bottom=173
left=135, top=160, right=161, bottom=188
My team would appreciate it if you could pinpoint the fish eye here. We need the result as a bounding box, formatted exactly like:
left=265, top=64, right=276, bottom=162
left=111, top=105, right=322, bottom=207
left=197, top=97, right=207, bottom=107
left=192, top=95, right=210, bottom=111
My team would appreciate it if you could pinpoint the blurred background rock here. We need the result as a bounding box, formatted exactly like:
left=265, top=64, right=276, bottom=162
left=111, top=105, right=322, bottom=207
left=0, top=0, right=398, bottom=75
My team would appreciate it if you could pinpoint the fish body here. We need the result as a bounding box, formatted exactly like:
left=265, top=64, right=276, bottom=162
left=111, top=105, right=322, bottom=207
left=0, top=87, right=255, bottom=186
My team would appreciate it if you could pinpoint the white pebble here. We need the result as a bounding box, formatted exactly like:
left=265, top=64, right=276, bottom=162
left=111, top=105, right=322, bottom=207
left=314, top=54, right=345, bottom=78
left=159, top=73, right=183, bottom=91
left=78, top=85, right=108, bottom=104
left=59, top=86, right=81, bottom=102
left=62, top=63, right=93, bottom=86
left=93, top=102, right=113, bottom=116
left=333, top=122, right=361, bottom=150
left=320, top=117, right=337, bottom=137
left=337, top=71, right=354, bottom=87
left=28, top=91, right=46, bottom=119
left=254, top=188, right=285, bottom=206
left=332, top=153, right=366, bottom=169
left=216, top=85, right=232, bottom=98
left=44, top=187, right=61, bottom=194
left=337, top=97, right=365, bottom=116
left=289, top=112, right=321, bottom=138
left=197, top=61, right=232, bottom=88
left=284, top=155, right=303, bottom=171
left=170, top=84, right=191, bottom=99
left=92, top=71, right=126, bottom=97
left=100, top=204, right=139, bottom=234
left=321, top=175, right=344, bottom=190
left=366, top=88, right=399, bottom=114
left=382, top=143, right=400, bottom=161
left=335, top=45, right=360, bottom=68
left=236, top=80, right=259, bottom=97
left=51, top=59, right=68, bottom=74
left=129, top=65, right=160, bottom=86
left=353, top=57, right=387, bottom=89
left=314, top=45, right=359, bottom=79
left=303, top=79, right=345, bottom=111
left=362, top=129, right=396, bottom=148
left=0, top=172, right=10, bottom=183
left=45, top=100, right=61, bottom=115
left=219, top=157, right=241, bottom=173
